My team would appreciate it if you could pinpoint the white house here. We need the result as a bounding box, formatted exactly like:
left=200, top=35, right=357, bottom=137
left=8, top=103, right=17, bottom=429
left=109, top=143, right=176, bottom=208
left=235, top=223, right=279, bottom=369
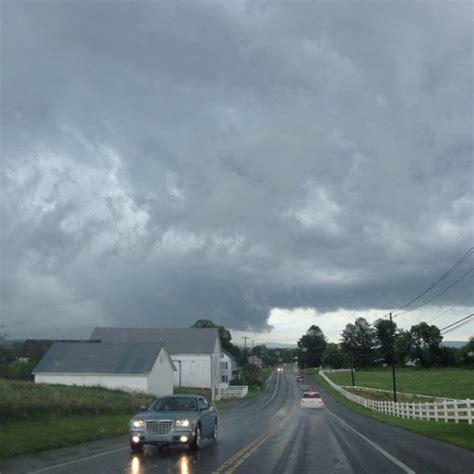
left=90, top=327, right=231, bottom=399
left=33, top=342, right=175, bottom=396
left=219, top=350, right=236, bottom=388
left=248, top=355, right=264, bottom=368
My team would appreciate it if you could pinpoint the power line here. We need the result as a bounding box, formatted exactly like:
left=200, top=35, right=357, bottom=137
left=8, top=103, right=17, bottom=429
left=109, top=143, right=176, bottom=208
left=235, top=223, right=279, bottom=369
left=440, top=318, right=473, bottom=335
left=439, top=313, right=473, bottom=333
left=323, top=248, right=474, bottom=338
left=426, top=292, right=474, bottom=325
left=392, top=247, right=474, bottom=314
left=394, top=267, right=474, bottom=317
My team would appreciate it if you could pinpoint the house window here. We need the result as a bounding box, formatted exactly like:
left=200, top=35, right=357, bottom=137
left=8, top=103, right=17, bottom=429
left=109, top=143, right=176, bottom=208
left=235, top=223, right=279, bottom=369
left=222, top=375, right=228, bottom=383
left=220, top=362, right=228, bottom=370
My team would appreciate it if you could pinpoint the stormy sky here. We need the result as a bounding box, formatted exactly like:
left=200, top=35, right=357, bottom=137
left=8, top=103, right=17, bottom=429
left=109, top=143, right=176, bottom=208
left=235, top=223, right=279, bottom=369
left=1, top=1, right=473, bottom=342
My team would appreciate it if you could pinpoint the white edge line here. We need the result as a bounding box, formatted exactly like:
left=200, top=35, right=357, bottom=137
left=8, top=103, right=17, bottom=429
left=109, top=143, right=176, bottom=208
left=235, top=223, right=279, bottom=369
left=328, top=411, right=416, bottom=474
left=28, top=446, right=128, bottom=473
left=261, top=370, right=280, bottom=408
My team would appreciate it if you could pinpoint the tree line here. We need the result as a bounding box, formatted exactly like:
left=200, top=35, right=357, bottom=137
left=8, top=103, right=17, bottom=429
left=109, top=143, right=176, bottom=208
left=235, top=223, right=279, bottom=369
left=296, top=319, right=474, bottom=370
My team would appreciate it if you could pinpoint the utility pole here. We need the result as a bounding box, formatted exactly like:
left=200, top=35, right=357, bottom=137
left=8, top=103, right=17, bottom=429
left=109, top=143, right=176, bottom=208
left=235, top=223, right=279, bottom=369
left=390, top=312, right=397, bottom=403
left=350, top=354, right=355, bottom=386
left=242, top=336, right=249, bottom=349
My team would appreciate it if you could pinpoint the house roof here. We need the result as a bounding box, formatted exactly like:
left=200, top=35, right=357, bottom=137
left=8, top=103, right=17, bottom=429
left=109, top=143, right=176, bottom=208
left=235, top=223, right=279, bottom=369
left=33, top=342, right=166, bottom=375
left=16, top=339, right=91, bottom=359
left=222, top=349, right=236, bottom=360
left=90, top=327, right=220, bottom=354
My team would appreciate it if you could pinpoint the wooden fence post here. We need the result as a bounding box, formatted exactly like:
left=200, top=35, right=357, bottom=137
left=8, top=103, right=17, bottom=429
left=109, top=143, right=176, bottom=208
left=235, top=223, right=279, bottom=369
left=444, top=399, right=448, bottom=423
left=467, top=399, right=472, bottom=425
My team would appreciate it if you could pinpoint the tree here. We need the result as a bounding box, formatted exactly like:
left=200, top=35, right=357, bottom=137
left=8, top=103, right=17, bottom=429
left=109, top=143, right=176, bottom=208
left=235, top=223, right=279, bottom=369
left=321, top=343, right=349, bottom=369
left=341, top=317, right=377, bottom=369
left=191, top=319, right=233, bottom=351
left=458, top=337, right=474, bottom=368
left=297, top=326, right=327, bottom=369
left=395, top=329, right=413, bottom=366
left=409, top=322, right=442, bottom=368
left=374, top=318, right=397, bottom=366
left=435, top=346, right=457, bottom=367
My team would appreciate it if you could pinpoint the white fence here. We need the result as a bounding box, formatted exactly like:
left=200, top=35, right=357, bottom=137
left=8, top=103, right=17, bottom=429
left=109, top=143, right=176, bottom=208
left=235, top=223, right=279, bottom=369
left=220, top=385, right=249, bottom=399
left=322, top=369, right=352, bottom=373
left=340, top=385, right=455, bottom=401
left=320, top=371, right=473, bottom=424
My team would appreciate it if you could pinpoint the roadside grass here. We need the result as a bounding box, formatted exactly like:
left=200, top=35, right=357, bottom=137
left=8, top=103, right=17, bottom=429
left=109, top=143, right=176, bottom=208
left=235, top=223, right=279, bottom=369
left=174, top=386, right=212, bottom=398
left=312, top=373, right=474, bottom=451
left=0, top=379, right=154, bottom=459
left=261, top=368, right=274, bottom=381
left=0, top=379, right=153, bottom=423
left=347, top=387, right=436, bottom=403
left=324, top=368, right=473, bottom=399
left=0, top=414, right=131, bottom=459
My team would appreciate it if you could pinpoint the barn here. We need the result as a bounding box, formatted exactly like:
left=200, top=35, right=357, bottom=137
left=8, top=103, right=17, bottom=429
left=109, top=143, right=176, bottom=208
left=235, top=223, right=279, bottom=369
left=32, top=341, right=176, bottom=396
left=90, top=327, right=230, bottom=398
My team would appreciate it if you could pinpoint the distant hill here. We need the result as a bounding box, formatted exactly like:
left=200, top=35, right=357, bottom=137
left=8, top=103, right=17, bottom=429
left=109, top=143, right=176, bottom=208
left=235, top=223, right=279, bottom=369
left=264, top=342, right=297, bottom=349
left=237, top=342, right=296, bottom=349
left=442, top=340, right=467, bottom=349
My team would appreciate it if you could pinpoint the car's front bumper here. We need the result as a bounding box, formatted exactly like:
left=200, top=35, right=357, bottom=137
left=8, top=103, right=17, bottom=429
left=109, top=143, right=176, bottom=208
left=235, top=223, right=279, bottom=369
left=129, top=429, right=194, bottom=446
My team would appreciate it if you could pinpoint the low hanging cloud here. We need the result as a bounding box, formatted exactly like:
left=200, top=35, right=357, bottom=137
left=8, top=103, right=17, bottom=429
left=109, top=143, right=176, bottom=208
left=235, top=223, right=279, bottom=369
left=1, top=1, right=473, bottom=338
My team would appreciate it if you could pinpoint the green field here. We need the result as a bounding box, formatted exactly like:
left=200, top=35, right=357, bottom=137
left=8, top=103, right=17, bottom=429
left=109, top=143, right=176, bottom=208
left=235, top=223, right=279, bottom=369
left=313, top=373, right=474, bottom=451
left=0, top=379, right=154, bottom=459
left=325, top=369, right=473, bottom=399
left=1, top=414, right=131, bottom=459
left=0, top=379, right=154, bottom=423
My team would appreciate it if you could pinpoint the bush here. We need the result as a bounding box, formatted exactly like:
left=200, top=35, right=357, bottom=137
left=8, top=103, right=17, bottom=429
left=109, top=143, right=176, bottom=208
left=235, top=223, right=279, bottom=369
left=3, top=360, right=37, bottom=381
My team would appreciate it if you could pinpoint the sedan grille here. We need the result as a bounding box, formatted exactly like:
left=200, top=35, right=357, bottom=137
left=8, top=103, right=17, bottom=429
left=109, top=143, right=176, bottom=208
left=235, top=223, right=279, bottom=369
left=146, top=420, right=173, bottom=435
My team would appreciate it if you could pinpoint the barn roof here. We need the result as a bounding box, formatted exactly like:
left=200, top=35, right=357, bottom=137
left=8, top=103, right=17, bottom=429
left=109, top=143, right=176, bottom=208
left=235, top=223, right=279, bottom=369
left=33, top=342, right=167, bottom=375
left=90, top=327, right=220, bottom=354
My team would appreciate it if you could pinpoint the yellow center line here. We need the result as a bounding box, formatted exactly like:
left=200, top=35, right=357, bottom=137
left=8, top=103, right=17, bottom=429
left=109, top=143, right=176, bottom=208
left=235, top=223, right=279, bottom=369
left=212, top=412, right=291, bottom=474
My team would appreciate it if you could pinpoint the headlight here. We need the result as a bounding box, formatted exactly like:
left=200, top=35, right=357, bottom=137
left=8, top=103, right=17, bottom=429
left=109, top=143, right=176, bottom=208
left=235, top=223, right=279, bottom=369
left=131, top=419, right=145, bottom=428
left=175, top=419, right=190, bottom=427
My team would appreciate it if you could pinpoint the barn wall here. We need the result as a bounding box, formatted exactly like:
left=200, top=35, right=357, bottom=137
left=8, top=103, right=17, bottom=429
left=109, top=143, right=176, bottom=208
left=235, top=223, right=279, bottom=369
left=147, top=348, right=175, bottom=396
left=171, top=354, right=211, bottom=388
left=34, top=373, right=148, bottom=393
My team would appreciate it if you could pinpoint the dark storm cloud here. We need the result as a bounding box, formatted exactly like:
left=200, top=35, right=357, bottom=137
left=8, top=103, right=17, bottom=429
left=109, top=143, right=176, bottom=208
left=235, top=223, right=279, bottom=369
left=1, top=0, right=472, bottom=338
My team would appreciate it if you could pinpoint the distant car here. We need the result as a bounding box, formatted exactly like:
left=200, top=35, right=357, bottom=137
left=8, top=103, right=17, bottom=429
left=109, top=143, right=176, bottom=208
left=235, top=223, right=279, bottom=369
left=277, top=367, right=284, bottom=372
left=300, top=391, right=324, bottom=409
left=296, top=376, right=305, bottom=382
left=129, top=395, right=217, bottom=453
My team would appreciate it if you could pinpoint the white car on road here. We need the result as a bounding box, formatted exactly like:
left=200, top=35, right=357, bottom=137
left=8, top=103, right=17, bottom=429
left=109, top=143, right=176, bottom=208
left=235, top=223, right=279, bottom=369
left=300, top=391, right=324, bottom=409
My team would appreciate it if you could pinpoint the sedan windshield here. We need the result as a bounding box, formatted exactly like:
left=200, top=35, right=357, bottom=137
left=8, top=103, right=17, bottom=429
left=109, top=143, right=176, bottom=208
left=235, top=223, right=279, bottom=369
left=152, top=398, right=198, bottom=411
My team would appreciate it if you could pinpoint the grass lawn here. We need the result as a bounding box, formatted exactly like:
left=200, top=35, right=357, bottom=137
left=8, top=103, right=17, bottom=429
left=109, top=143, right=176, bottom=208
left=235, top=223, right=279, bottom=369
left=313, top=373, right=474, bottom=451
left=346, top=387, right=436, bottom=403
left=0, top=379, right=153, bottom=423
left=0, top=379, right=154, bottom=459
left=325, top=368, right=473, bottom=399
left=174, top=386, right=212, bottom=398
left=0, top=414, right=131, bottom=459
left=261, top=368, right=274, bottom=381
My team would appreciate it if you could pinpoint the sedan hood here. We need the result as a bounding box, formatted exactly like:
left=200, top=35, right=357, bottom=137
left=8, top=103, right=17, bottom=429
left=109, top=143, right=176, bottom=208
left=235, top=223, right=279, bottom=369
left=132, top=411, right=200, bottom=422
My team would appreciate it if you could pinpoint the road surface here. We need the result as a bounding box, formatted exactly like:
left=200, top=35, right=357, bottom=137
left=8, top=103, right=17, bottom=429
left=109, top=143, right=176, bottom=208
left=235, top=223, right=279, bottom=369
left=1, top=366, right=473, bottom=473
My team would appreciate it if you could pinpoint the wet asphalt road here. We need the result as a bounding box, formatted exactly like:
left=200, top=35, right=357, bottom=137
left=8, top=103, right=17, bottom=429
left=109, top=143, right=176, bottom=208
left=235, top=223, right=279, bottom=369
left=1, top=366, right=473, bottom=474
